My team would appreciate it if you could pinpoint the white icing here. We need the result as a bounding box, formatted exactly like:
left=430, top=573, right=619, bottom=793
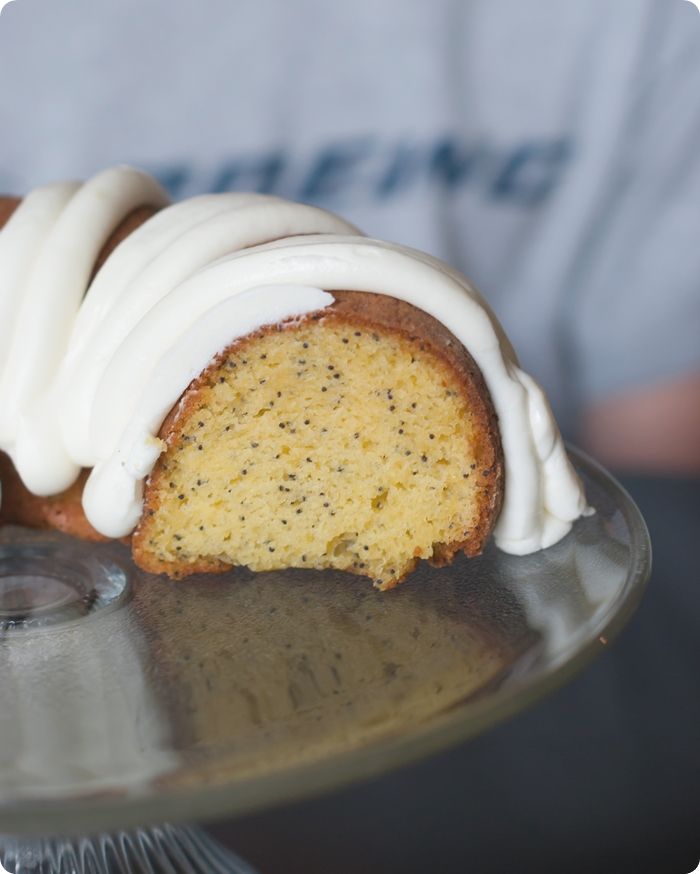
left=59, top=193, right=359, bottom=468
left=0, top=166, right=170, bottom=493
left=0, top=167, right=589, bottom=555
left=0, top=179, right=358, bottom=495
left=0, top=183, right=78, bottom=395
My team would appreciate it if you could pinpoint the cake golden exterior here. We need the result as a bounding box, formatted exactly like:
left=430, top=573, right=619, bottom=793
left=0, top=196, right=503, bottom=587
left=0, top=168, right=588, bottom=588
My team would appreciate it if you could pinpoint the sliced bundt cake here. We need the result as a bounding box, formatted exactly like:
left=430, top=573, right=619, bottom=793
left=0, top=168, right=588, bottom=589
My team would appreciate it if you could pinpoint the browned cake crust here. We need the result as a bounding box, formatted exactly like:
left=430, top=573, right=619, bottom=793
left=0, top=196, right=21, bottom=228
left=131, top=295, right=504, bottom=582
left=0, top=195, right=504, bottom=584
left=0, top=452, right=105, bottom=539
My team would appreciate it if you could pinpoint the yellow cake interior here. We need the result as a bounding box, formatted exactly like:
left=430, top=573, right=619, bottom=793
left=138, top=317, right=494, bottom=587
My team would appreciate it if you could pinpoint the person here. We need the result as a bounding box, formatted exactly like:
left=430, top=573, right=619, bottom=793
left=0, top=0, right=698, bottom=472
left=0, top=7, right=698, bottom=874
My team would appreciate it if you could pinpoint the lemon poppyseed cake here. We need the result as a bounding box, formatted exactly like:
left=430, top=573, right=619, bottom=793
left=0, top=167, right=588, bottom=589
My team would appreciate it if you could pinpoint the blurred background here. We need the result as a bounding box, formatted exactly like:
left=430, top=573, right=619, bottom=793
left=0, top=0, right=698, bottom=871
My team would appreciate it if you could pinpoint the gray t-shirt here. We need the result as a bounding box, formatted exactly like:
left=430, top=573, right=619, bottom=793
left=1, top=0, right=699, bottom=435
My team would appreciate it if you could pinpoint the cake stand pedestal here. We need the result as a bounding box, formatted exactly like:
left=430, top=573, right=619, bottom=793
left=0, top=826, right=255, bottom=873
left=0, top=450, right=650, bottom=874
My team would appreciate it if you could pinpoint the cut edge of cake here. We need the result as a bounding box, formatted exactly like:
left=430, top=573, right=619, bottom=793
left=131, top=292, right=504, bottom=588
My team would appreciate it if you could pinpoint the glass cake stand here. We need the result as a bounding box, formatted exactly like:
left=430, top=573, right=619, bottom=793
left=0, top=448, right=650, bottom=873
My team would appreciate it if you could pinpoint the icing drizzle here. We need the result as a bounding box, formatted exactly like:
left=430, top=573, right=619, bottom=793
left=0, top=167, right=589, bottom=552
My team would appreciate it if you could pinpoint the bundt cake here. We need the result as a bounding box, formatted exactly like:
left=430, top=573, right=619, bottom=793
left=0, top=167, right=589, bottom=589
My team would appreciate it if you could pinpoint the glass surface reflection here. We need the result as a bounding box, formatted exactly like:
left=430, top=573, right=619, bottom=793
left=0, top=535, right=177, bottom=802
left=0, top=449, right=649, bottom=835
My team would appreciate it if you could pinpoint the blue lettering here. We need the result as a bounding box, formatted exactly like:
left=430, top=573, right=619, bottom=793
left=143, top=134, right=575, bottom=212
left=491, top=139, right=573, bottom=205
left=299, top=138, right=374, bottom=203
left=430, top=139, right=482, bottom=188
left=376, top=143, right=422, bottom=197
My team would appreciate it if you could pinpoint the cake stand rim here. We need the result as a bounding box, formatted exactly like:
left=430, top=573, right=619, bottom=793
left=0, top=445, right=651, bottom=836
